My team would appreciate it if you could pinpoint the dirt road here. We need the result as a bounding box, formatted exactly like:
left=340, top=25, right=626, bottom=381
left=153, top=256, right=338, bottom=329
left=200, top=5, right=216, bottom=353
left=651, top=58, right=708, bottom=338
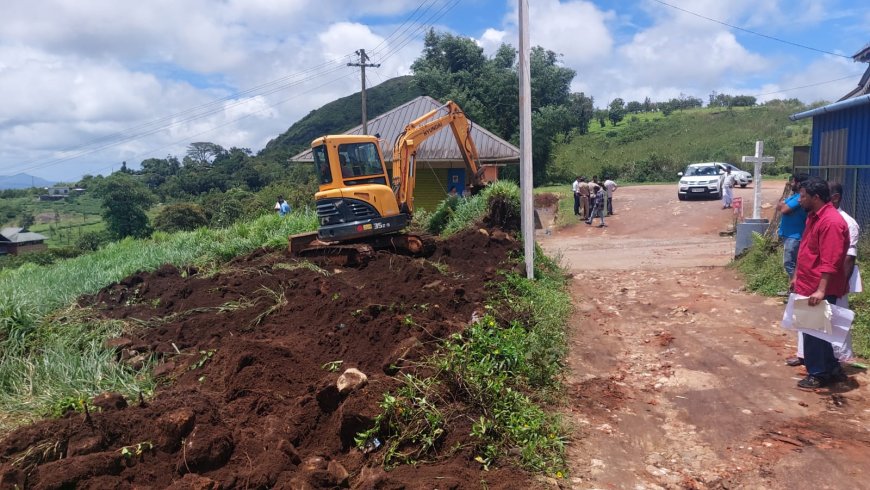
left=538, top=183, right=870, bottom=489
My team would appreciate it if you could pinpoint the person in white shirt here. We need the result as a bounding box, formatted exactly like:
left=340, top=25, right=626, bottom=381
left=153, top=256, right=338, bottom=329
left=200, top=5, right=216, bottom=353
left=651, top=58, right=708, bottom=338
left=572, top=177, right=581, bottom=216
left=603, top=179, right=617, bottom=215
left=722, top=168, right=736, bottom=209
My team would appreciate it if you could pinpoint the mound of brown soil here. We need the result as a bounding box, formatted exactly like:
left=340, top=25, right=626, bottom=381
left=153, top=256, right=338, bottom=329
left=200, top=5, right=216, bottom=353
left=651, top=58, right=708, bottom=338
left=0, top=228, right=537, bottom=489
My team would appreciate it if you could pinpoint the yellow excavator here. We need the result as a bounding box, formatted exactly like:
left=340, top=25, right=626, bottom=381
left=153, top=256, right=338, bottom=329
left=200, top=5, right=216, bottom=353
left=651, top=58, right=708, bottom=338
left=289, top=100, right=487, bottom=264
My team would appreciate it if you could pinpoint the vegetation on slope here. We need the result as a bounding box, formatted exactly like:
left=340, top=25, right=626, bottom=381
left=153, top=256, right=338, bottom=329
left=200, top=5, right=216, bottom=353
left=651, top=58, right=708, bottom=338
left=550, top=103, right=812, bottom=183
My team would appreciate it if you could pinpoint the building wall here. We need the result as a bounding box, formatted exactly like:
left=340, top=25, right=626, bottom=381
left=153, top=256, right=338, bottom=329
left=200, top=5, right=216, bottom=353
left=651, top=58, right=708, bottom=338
left=810, top=104, right=870, bottom=229
left=6, top=242, right=47, bottom=255
left=414, top=167, right=450, bottom=212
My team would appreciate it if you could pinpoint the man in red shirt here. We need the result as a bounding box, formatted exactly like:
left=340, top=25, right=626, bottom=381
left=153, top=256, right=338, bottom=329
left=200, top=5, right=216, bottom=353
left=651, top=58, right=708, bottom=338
left=792, top=177, right=850, bottom=389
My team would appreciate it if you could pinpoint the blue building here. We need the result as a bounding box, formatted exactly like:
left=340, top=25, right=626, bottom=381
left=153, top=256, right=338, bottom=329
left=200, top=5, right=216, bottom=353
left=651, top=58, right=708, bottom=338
left=789, top=43, right=870, bottom=229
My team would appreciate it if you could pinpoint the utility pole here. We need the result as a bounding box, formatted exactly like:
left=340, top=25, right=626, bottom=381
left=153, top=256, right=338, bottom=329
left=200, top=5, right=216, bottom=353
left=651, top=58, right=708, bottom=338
left=347, top=49, right=380, bottom=134
left=518, top=0, right=534, bottom=279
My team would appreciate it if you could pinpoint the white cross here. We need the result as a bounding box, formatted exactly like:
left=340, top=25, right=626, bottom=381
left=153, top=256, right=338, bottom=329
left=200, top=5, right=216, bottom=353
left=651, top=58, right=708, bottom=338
left=742, top=140, right=775, bottom=220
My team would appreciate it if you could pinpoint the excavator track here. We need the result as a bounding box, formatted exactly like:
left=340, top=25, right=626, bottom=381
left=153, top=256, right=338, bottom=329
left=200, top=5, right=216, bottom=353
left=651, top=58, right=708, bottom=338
left=289, top=232, right=435, bottom=267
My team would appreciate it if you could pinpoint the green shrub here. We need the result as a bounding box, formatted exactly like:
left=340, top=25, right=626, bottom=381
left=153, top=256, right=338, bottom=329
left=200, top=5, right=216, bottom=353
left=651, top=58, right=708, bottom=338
left=153, top=203, right=209, bottom=233
left=734, top=233, right=789, bottom=295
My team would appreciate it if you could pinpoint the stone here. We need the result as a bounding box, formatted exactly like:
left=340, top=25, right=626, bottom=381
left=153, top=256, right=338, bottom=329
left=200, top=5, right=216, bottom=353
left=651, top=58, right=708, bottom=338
left=336, top=368, right=368, bottom=395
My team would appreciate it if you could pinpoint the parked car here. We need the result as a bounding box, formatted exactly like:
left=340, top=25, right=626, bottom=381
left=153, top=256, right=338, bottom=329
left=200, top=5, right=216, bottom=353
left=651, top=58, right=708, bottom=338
left=716, top=163, right=752, bottom=187
left=677, top=163, right=724, bottom=200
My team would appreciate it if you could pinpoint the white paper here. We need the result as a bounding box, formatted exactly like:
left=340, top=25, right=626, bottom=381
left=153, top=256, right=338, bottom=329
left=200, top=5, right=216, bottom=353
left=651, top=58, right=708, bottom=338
left=783, top=294, right=832, bottom=334
left=783, top=294, right=854, bottom=345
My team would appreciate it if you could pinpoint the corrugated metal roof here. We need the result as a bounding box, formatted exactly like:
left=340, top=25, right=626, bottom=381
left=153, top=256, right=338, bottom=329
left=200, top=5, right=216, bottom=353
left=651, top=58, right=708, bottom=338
left=290, top=96, right=520, bottom=164
left=0, top=227, right=47, bottom=243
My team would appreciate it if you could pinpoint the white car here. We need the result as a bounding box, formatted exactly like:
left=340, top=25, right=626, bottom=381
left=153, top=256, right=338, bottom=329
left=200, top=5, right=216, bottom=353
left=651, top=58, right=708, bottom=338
left=716, top=163, right=752, bottom=188
left=677, top=163, right=724, bottom=200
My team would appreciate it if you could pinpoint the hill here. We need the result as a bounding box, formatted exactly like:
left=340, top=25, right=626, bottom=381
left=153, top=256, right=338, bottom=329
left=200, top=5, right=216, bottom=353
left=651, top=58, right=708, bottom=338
left=550, top=103, right=812, bottom=182
left=0, top=173, right=54, bottom=190
left=260, top=75, right=422, bottom=159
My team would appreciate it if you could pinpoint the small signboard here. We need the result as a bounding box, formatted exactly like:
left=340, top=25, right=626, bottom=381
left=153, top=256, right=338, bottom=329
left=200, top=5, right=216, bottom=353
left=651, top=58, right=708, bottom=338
left=732, top=197, right=743, bottom=219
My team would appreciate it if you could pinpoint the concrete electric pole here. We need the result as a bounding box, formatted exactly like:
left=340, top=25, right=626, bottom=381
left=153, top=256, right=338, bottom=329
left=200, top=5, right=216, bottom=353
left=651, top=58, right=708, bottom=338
left=347, top=49, right=380, bottom=135
left=518, top=0, right=534, bottom=279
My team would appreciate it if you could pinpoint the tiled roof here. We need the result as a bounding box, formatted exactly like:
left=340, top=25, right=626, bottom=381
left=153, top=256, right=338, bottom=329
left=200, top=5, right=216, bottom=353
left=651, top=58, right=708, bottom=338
left=0, top=227, right=47, bottom=243
left=290, top=96, right=520, bottom=164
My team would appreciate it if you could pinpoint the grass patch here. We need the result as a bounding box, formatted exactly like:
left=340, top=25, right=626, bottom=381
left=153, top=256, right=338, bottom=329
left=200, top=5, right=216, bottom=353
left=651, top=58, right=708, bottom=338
left=733, top=233, right=789, bottom=296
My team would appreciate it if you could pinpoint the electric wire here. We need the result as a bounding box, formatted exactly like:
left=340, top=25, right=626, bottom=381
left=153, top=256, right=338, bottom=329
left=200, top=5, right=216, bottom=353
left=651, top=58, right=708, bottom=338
left=650, top=0, right=851, bottom=59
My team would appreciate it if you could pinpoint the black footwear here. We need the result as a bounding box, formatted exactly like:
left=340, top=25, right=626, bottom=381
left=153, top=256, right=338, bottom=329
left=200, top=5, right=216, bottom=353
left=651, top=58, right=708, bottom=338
left=785, top=356, right=804, bottom=367
left=797, top=375, right=827, bottom=390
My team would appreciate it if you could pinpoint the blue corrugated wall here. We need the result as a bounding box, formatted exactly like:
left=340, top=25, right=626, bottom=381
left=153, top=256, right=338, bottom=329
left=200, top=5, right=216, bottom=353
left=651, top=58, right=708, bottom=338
left=810, top=104, right=870, bottom=229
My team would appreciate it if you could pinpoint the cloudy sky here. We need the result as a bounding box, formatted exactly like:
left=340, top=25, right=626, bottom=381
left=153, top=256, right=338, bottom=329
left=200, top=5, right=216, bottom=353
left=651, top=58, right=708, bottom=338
left=0, top=0, right=866, bottom=182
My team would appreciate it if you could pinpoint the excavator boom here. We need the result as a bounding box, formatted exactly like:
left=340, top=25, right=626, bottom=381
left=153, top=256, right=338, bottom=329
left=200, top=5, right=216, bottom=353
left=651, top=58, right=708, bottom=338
left=290, top=100, right=488, bottom=265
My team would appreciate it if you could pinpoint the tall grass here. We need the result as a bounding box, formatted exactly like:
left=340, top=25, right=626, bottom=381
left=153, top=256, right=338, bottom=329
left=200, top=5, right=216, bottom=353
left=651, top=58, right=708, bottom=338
left=0, top=211, right=317, bottom=429
left=439, top=181, right=520, bottom=236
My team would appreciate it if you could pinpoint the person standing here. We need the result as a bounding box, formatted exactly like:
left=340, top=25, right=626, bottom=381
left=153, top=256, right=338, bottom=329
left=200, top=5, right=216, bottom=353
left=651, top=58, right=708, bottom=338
left=721, top=168, right=735, bottom=209
left=572, top=177, right=581, bottom=216
left=778, top=174, right=809, bottom=278
left=790, top=177, right=849, bottom=390
left=586, top=185, right=606, bottom=227
left=277, top=196, right=291, bottom=217
left=603, top=178, right=617, bottom=215
left=830, top=181, right=861, bottom=360
left=578, top=177, right=590, bottom=220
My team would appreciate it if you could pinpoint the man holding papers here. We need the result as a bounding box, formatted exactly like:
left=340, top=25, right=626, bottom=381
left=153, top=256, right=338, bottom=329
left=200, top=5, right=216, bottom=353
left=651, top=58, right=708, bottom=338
left=790, top=177, right=850, bottom=390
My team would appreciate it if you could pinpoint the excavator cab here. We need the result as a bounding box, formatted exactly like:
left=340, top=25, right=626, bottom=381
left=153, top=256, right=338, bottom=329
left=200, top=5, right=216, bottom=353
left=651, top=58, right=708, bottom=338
left=310, top=135, right=407, bottom=241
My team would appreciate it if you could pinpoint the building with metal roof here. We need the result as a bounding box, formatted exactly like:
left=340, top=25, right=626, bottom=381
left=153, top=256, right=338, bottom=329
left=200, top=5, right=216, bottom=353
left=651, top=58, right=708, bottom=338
left=789, top=42, right=870, bottom=228
left=0, top=227, right=48, bottom=255
left=290, top=96, right=519, bottom=210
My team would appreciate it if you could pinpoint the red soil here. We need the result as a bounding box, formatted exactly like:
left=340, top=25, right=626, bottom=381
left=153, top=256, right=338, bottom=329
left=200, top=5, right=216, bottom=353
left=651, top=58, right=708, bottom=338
left=0, top=227, right=538, bottom=489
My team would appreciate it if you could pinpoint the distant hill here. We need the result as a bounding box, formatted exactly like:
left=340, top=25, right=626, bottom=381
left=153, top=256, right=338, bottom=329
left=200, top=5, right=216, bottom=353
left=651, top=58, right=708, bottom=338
left=260, top=76, right=422, bottom=159
left=551, top=104, right=812, bottom=182
left=0, top=173, right=54, bottom=190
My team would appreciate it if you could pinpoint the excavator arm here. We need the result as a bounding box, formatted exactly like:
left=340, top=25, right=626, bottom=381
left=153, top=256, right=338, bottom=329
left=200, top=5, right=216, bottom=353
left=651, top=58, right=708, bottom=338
left=391, top=101, right=486, bottom=214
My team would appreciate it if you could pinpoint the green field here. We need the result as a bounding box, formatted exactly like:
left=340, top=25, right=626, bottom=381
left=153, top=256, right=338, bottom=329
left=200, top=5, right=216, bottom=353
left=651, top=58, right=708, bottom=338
left=551, top=105, right=811, bottom=182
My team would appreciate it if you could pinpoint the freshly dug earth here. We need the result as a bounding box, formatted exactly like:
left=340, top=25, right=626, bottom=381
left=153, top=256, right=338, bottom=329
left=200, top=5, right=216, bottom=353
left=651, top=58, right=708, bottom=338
left=0, top=227, right=536, bottom=489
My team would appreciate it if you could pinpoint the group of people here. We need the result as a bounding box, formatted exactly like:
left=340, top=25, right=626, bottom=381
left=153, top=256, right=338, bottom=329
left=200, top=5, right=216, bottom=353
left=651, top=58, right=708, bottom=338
left=572, top=176, right=618, bottom=228
left=778, top=174, right=862, bottom=390
left=274, top=196, right=290, bottom=217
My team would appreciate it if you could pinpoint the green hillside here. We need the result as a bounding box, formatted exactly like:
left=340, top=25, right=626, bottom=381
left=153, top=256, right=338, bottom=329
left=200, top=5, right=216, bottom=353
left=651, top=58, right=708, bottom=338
left=550, top=103, right=813, bottom=182
left=260, top=76, right=422, bottom=159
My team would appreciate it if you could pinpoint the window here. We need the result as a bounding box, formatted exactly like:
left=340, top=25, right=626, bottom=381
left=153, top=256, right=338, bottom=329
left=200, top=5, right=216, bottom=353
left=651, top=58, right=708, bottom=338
left=313, top=145, right=332, bottom=185
left=337, top=142, right=384, bottom=178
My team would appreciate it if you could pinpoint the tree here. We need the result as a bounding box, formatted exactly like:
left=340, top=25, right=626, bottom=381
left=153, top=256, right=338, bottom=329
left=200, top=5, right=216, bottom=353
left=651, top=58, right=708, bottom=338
left=184, top=142, right=226, bottom=167
left=568, top=92, right=595, bottom=135
left=626, top=101, right=643, bottom=114
left=595, top=109, right=608, bottom=128
left=18, top=212, right=34, bottom=229
left=608, top=98, right=626, bottom=126
left=92, top=173, right=156, bottom=239
left=153, top=203, right=209, bottom=233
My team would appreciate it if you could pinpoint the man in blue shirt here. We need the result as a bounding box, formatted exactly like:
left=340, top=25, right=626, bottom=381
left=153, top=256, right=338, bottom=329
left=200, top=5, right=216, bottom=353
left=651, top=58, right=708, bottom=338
left=277, top=196, right=291, bottom=217
left=778, top=174, right=809, bottom=278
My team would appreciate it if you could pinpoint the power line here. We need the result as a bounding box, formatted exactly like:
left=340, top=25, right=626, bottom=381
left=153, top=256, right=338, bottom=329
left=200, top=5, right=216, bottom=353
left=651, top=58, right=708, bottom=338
left=750, top=74, right=860, bottom=98
left=650, top=0, right=851, bottom=59
left=372, top=0, right=462, bottom=65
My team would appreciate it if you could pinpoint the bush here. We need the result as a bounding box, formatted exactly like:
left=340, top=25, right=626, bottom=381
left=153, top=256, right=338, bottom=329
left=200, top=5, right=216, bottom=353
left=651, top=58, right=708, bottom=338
left=153, top=203, right=209, bottom=233
left=734, top=233, right=789, bottom=295
left=76, top=230, right=112, bottom=252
